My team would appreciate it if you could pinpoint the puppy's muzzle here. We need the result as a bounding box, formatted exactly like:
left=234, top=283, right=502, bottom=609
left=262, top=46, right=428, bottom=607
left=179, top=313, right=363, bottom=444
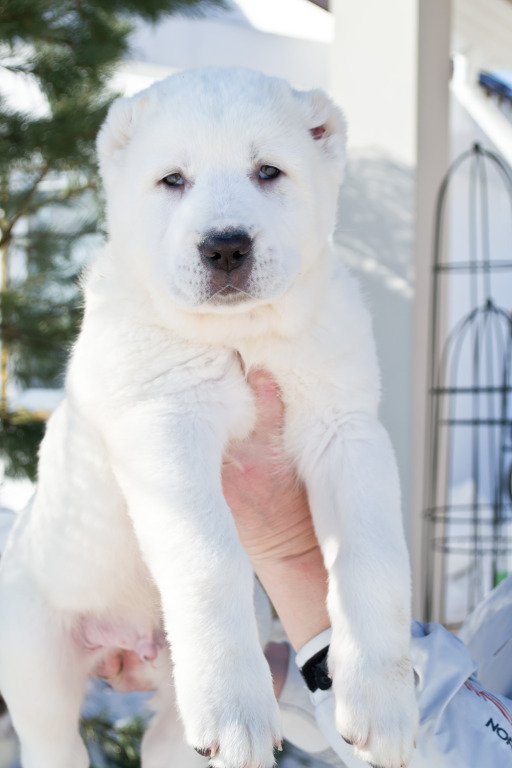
left=199, top=230, right=252, bottom=272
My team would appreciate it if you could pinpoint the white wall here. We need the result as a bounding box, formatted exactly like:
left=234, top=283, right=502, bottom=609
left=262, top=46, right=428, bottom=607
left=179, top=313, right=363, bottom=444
left=128, top=0, right=333, bottom=91
left=331, top=1, right=452, bottom=618
left=330, top=0, right=418, bottom=553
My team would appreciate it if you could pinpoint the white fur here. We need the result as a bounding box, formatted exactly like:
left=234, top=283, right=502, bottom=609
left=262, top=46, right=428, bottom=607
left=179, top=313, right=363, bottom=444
left=0, top=68, right=418, bottom=768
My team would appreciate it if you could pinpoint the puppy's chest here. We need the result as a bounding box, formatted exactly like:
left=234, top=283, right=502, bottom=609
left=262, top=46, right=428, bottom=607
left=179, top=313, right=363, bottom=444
left=235, top=331, right=337, bottom=393
left=75, top=317, right=238, bottom=410
left=77, top=299, right=367, bottom=441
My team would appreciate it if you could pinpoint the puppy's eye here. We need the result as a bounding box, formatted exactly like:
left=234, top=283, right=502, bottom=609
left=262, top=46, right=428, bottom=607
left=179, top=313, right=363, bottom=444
left=161, top=173, right=184, bottom=187
left=259, top=165, right=280, bottom=180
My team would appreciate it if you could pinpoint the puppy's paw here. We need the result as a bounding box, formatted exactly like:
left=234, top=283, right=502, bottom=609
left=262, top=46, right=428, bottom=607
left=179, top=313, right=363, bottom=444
left=180, top=657, right=281, bottom=768
left=193, top=714, right=281, bottom=768
left=332, top=654, right=418, bottom=768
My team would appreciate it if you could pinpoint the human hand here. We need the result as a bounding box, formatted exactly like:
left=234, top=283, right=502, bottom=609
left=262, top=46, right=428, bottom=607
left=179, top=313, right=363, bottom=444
left=222, top=370, right=330, bottom=651
left=222, top=370, right=317, bottom=563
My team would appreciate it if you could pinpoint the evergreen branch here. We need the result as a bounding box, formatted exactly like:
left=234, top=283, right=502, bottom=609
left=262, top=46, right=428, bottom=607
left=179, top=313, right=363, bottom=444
left=23, top=181, right=97, bottom=215
left=0, top=411, right=47, bottom=480
left=0, top=63, right=31, bottom=76
left=0, top=323, right=78, bottom=351
left=81, top=714, right=145, bottom=768
left=0, top=166, right=49, bottom=246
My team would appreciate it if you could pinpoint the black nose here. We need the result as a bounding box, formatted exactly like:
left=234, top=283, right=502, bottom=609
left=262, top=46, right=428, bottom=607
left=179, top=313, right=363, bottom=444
left=200, top=230, right=252, bottom=272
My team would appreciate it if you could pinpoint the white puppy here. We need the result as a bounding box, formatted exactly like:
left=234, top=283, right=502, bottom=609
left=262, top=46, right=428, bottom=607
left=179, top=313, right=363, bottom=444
left=0, top=68, right=418, bottom=768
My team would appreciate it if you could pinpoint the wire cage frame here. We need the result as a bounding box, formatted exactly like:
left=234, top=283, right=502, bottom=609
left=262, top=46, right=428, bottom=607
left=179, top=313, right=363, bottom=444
left=423, top=143, right=512, bottom=627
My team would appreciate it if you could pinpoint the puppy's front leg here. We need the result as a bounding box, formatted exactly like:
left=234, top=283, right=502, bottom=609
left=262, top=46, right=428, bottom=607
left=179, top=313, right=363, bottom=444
left=293, top=412, right=418, bottom=768
left=106, top=398, right=280, bottom=768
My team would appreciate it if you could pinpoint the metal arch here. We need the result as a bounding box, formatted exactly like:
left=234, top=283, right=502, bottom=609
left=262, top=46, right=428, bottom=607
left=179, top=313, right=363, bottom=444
left=423, top=143, right=512, bottom=625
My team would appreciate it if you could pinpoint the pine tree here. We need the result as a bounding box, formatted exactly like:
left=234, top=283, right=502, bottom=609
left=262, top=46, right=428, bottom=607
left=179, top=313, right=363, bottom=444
left=81, top=714, right=145, bottom=768
left=0, top=0, right=217, bottom=479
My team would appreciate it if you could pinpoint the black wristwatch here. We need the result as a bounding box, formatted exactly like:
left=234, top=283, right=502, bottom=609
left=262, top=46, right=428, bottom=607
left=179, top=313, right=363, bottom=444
left=299, top=645, right=332, bottom=692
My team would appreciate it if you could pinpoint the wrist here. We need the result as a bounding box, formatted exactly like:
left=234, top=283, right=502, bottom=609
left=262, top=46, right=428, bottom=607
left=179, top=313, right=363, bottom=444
left=253, top=545, right=331, bottom=651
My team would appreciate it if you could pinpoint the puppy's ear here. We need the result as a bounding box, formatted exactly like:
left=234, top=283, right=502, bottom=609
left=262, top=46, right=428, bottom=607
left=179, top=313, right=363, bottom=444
left=294, top=89, right=347, bottom=175
left=96, top=92, right=149, bottom=169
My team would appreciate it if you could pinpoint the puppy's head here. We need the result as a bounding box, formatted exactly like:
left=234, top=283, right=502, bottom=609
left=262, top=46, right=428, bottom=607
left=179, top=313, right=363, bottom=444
left=97, top=68, right=346, bottom=316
